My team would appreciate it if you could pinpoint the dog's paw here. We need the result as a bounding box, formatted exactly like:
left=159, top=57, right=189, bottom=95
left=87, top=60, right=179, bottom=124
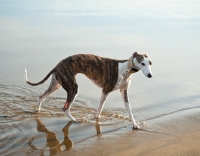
left=132, top=124, right=140, bottom=130
left=35, top=109, right=40, bottom=113
left=96, top=115, right=101, bottom=119
left=72, top=119, right=79, bottom=123
left=68, top=117, right=78, bottom=123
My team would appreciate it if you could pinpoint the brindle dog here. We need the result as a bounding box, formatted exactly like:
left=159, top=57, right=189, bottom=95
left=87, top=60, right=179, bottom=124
left=25, top=52, right=153, bottom=129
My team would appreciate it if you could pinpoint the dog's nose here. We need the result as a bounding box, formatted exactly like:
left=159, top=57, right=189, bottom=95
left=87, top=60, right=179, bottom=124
left=147, top=73, right=152, bottom=78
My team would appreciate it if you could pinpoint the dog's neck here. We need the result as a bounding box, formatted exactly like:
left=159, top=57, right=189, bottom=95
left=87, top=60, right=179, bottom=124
left=127, top=56, right=139, bottom=73
left=118, top=57, right=139, bottom=79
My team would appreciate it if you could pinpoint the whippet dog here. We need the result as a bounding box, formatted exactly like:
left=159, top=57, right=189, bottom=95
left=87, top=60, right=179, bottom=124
left=25, top=52, right=152, bottom=129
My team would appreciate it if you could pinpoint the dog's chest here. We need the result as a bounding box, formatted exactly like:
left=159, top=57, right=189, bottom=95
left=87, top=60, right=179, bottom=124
left=114, top=72, right=131, bottom=90
left=90, top=73, right=131, bottom=91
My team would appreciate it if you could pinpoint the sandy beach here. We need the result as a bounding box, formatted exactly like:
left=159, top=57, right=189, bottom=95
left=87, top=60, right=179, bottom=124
left=57, top=112, right=200, bottom=156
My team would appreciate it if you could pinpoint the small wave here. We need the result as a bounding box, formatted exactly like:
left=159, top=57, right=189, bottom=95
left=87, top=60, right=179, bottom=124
left=143, top=106, right=200, bottom=122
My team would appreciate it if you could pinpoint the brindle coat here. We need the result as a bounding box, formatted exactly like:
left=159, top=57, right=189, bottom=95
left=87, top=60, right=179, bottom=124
left=55, top=54, right=127, bottom=108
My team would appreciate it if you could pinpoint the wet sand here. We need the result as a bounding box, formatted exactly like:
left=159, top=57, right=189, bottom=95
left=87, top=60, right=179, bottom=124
left=57, top=112, right=200, bottom=156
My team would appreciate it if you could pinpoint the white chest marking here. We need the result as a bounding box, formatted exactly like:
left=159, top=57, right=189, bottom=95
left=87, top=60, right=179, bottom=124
left=114, top=62, right=132, bottom=90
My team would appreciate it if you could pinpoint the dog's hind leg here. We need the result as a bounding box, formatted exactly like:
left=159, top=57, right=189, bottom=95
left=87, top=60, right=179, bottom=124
left=63, top=84, right=78, bottom=122
left=37, top=73, right=61, bottom=112
left=96, top=92, right=110, bottom=119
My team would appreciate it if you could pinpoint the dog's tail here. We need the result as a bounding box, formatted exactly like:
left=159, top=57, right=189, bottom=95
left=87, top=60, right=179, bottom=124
left=24, top=68, right=56, bottom=86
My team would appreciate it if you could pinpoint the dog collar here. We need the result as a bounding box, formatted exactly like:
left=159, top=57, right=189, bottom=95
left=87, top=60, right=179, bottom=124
left=128, top=57, right=139, bottom=73
left=131, top=68, right=139, bottom=72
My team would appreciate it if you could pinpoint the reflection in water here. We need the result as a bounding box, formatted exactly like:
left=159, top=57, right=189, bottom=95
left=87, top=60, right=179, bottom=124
left=26, top=118, right=102, bottom=155
left=95, top=121, right=101, bottom=135
left=30, top=118, right=73, bottom=155
left=60, top=121, right=74, bottom=151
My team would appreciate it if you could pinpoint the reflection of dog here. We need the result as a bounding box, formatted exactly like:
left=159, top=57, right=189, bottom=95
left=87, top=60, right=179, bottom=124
left=25, top=52, right=152, bottom=129
left=35, top=118, right=73, bottom=154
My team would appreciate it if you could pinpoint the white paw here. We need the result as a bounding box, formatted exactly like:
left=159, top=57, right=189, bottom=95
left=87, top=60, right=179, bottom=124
left=36, top=108, right=40, bottom=113
left=133, top=124, right=140, bottom=129
left=72, top=119, right=79, bottom=123
left=96, top=115, right=101, bottom=119
left=64, top=111, right=78, bottom=122
left=68, top=116, right=78, bottom=123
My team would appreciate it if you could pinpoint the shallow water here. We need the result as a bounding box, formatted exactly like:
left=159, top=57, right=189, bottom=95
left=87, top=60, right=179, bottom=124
left=0, top=84, right=136, bottom=155
left=1, top=1, right=200, bottom=155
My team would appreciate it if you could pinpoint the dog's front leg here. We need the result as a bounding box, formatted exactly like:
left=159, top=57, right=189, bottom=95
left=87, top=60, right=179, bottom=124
left=96, top=92, right=110, bottom=119
left=121, top=89, right=140, bottom=129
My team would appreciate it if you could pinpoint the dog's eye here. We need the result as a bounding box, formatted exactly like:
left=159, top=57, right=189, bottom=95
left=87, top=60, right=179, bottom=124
left=141, top=63, right=145, bottom=66
left=149, top=61, right=152, bottom=65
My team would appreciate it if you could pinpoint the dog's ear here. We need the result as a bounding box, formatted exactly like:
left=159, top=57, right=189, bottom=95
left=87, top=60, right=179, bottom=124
left=144, top=54, right=148, bottom=58
left=132, top=52, right=138, bottom=58
left=133, top=52, right=144, bottom=63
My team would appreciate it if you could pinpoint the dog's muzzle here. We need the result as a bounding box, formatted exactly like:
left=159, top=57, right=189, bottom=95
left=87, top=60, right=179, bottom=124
left=147, top=73, right=152, bottom=78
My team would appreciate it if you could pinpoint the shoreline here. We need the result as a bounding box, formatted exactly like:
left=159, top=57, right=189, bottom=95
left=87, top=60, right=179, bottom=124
left=57, top=110, right=200, bottom=156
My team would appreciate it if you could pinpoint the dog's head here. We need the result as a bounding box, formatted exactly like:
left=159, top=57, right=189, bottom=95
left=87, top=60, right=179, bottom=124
left=132, top=52, right=153, bottom=78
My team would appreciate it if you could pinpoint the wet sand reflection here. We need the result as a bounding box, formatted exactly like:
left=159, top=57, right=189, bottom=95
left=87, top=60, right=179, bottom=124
left=95, top=122, right=101, bottom=135
left=36, top=118, right=73, bottom=155
left=27, top=118, right=101, bottom=155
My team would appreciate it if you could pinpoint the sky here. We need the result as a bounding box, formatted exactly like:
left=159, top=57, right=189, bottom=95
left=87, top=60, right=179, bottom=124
left=0, top=0, right=200, bottom=58
left=0, top=0, right=200, bottom=19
